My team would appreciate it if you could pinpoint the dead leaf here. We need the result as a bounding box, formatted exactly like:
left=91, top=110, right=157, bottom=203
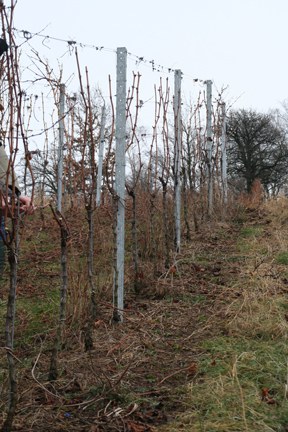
left=126, top=420, right=151, bottom=432
left=169, top=265, right=177, bottom=274
left=187, top=362, right=198, bottom=377
left=261, top=387, right=277, bottom=405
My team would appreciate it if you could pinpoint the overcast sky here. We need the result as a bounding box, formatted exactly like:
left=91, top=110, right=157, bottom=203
left=12, top=0, right=288, bottom=117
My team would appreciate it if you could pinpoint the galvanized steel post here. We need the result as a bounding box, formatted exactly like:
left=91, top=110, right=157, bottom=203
left=114, top=47, right=127, bottom=322
left=174, top=69, right=182, bottom=253
left=57, top=83, right=65, bottom=212
left=206, top=80, right=213, bottom=216
left=96, top=106, right=106, bottom=207
left=221, top=102, right=228, bottom=205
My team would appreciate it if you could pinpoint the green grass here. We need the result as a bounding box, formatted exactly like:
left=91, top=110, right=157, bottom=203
left=276, top=252, right=288, bottom=265
left=240, top=226, right=262, bottom=238
left=166, top=293, right=207, bottom=305
left=237, top=227, right=263, bottom=254
left=159, top=336, right=288, bottom=432
left=0, top=287, right=59, bottom=347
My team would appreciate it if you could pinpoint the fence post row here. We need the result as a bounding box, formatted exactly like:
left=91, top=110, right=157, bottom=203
left=174, top=69, right=182, bottom=253
left=57, top=83, right=65, bottom=213
left=114, top=47, right=127, bottom=322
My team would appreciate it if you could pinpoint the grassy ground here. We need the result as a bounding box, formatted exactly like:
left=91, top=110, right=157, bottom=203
left=1, top=199, right=288, bottom=431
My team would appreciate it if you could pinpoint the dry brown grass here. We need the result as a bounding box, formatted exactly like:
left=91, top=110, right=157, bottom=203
left=2, top=196, right=288, bottom=430
left=157, top=198, right=288, bottom=432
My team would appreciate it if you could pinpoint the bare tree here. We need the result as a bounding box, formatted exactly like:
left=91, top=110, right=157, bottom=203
left=1, top=2, right=34, bottom=430
left=227, top=109, right=288, bottom=194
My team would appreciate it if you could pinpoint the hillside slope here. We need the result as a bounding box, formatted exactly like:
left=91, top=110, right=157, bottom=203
left=1, top=199, right=288, bottom=431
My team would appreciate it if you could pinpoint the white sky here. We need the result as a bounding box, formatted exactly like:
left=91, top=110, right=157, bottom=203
left=13, top=0, right=288, bottom=115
